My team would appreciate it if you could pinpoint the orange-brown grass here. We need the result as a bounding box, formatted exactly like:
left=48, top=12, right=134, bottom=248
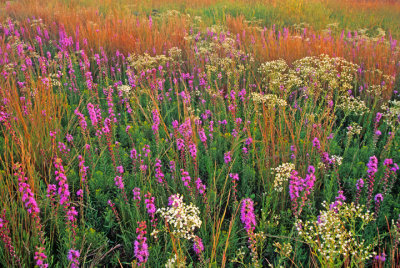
left=6, top=0, right=190, bottom=56
left=225, top=15, right=399, bottom=98
left=0, top=79, right=66, bottom=188
left=5, top=1, right=399, bottom=94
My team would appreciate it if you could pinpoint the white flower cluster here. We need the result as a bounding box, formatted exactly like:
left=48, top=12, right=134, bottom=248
left=165, top=254, right=185, bottom=268
left=381, top=100, right=400, bottom=129
left=157, top=194, right=202, bottom=240
left=127, top=53, right=173, bottom=71
left=168, top=47, right=183, bottom=60
left=117, top=85, right=132, bottom=96
left=346, top=122, right=363, bottom=136
left=271, top=163, right=295, bottom=192
left=337, top=95, right=369, bottom=116
left=330, top=155, right=343, bottom=167
left=297, top=201, right=374, bottom=265
left=251, top=93, right=287, bottom=107
left=292, top=54, right=358, bottom=94
left=274, top=241, right=293, bottom=259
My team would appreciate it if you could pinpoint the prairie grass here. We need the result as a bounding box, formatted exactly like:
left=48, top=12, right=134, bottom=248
left=0, top=0, right=400, bottom=267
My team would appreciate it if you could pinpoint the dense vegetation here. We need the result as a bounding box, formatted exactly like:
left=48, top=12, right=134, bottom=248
left=1, top=0, right=400, bottom=267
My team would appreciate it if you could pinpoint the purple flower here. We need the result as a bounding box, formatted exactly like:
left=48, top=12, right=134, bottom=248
left=87, top=103, right=98, bottom=126
left=224, top=151, right=232, bottom=164
left=76, top=189, right=83, bottom=197
left=181, top=169, right=191, bottom=188
left=133, top=188, right=141, bottom=202
left=367, top=156, right=378, bottom=175
left=374, top=193, right=383, bottom=203
left=356, top=178, right=364, bottom=190
left=367, top=156, right=378, bottom=205
left=34, top=248, right=48, bottom=268
left=66, top=206, right=78, bottom=222
left=189, top=143, right=197, bottom=159
left=168, top=194, right=183, bottom=207
left=65, top=134, right=73, bottom=143
left=196, top=178, right=206, bottom=194
left=193, top=236, right=204, bottom=256
left=67, top=249, right=80, bottom=268
left=155, top=159, right=165, bottom=184
left=114, top=176, right=124, bottom=190
left=241, top=198, right=256, bottom=233
left=375, top=112, right=383, bottom=123
left=116, top=165, right=124, bottom=174
left=312, top=137, right=321, bottom=149
left=152, top=109, right=160, bottom=135
left=375, top=253, right=386, bottom=262
left=134, top=221, right=149, bottom=265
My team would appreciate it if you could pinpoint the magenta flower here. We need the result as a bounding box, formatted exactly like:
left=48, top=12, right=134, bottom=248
left=224, top=151, right=232, bottom=164
left=67, top=249, right=80, bottom=268
left=116, top=165, right=124, bottom=174
left=87, top=103, right=98, bottom=126
left=114, top=176, right=124, bottom=190
left=181, top=169, right=191, bottom=188
left=312, top=137, right=321, bottom=149
left=375, top=253, right=386, bottom=262
left=367, top=156, right=378, bottom=205
left=189, top=143, right=197, bottom=159
left=168, top=194, right=183, bottom=208
left=155, top=159, right=165, bottom=184
left=76, top=189, right=83, bottom=197
left=74, top=109, right=87, bottom=131
left=34, top=248, right=48, bottom=268
left=133, top=188, right=141, bottom=203
left=152, top=109, right=160, bottom=135
left=66, top=206, right=78, bottom=222
left=241, top=198, right=256, bottom=233
left=54, top=158, right=70, bottom=206
left=134, top=221, right=149, bottom=265
left=193, top=236, right=204, bottom=256
left=195, top=178, right=206, bottom=194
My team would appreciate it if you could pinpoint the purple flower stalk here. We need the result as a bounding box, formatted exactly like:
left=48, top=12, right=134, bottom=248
left=224, top=151, right=232, bottom=164
left=87, top=103, right=98, bottom=126
left=67, top=249, right=80, bottom=268
left=193, top=236, right=204, bottom=256
left=374, top=193, right=384, bottom=217
left=181, top=169, right=191, bottom=188
left=134, top=221, right=149, bottom=266
left=312, top=137, right=321, bottom=149
left=289, top=166, right=316, bottom=217
left=34, top=247, right=48, bottom=268
left=145, top=193, right=157, bottom=228
left=366, top=156, right=378, bottom=206
left=152, top=109, right=160, bottom=135
left=241, top=198, right=256, bottom=233
left=355, top=178, right=364, bottom=204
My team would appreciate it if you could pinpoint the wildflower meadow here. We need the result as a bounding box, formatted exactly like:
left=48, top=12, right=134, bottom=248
left=1, top=0, right=400, bottom=267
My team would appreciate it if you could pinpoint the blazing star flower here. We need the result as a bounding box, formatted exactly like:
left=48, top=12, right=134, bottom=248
left=116, top=165, right=124, bottom=174
left=134, top=221, right=149, bottom=265
left=241, top=198, right=256, bottom=233
left=114, top=176, right=124, bottom=190
left=67, top=249, right=80, bottom=268
left=312, top=137, right=321, bottom=149
left=193, top=236, right=204, bottom=256
left=224, top=151, right=232, bottom=164
left=374, top=193, right=383, bottom=203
